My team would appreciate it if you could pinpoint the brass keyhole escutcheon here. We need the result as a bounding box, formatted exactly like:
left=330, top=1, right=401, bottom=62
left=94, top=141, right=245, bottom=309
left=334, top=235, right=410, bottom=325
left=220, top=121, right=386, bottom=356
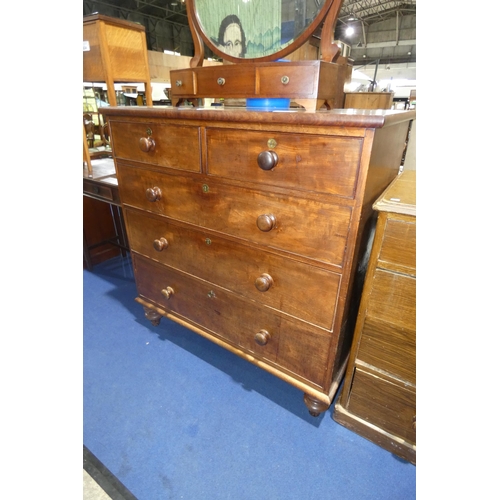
left=281, top=76, right=290, bottom=85
left=207, top=290, right=216, bottom=299
left=146, top=127, right=152, bottom=136
left=176, top=80, right=183, bottom=87
left=202, top=184, right=209, bottom=193
left=267, top=138, right=277, bottom=149
left=205, top=238, right=212, bottom=246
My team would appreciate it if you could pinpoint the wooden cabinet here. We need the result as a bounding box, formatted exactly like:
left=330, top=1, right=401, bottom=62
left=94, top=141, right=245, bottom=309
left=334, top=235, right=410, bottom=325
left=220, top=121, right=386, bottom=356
left=344, top=92, right=394, bottom=110
left=333, top=170, right=416, bottom=463
left=102, top=106, right=415, bottom=416
left=83, top=14, right=152, bottom=106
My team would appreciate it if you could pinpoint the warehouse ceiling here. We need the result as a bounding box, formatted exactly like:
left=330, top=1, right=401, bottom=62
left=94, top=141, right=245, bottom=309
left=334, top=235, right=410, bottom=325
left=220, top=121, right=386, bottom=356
left=82, top=0, right=416, bottom=69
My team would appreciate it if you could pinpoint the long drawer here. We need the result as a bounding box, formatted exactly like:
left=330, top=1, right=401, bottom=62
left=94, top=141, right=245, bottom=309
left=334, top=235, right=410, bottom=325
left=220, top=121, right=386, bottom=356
left=126, top=208, right=341, bottom=330
left=378, top=217, right=416, bottom=274
left=346, top=367, right=416, bottom=444
left=118, top=164, right=351, bottom=267
left=110, top=120, right=201, bottom=171
left=133, top=254, right=332, bottom=388
left=206, top=128, right=363, bottom=198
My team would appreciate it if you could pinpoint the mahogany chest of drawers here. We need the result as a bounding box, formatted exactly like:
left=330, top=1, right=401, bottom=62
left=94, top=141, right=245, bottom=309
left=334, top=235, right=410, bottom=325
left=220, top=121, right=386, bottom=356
left=333, top=170, right=416, bottom=461
left=101, top=106, right=415, bottom=416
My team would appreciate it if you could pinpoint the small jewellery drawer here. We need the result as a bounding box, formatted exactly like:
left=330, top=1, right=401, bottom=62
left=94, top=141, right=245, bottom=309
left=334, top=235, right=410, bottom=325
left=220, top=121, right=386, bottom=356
left=257, top=65, right=317, bottom=96
left=346, top=367, right=416, bottom=444
left=133, top=254, right=332, bottom=388
left=118, top=164, right=351, bottom=267
left=356, top=269, right=416, bottom=384
left=206, top=128, right=363, bottom=198
left=170, top=69, right=196, bottom=95
left=126, top=209, right=341, bottom=330
left=196, top=65, right=256, bottom=96
left=378, top=217, right=416, bottom=274
left=110, top=120, right=201, bottom=172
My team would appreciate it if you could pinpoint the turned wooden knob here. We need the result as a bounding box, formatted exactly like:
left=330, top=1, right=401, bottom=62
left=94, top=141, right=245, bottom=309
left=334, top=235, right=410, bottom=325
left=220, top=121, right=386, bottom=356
left=161, top=286, right=174, bottom=299
left=146, top=186, right=162, bottom=202
left=257, top=150, right=278, bottom=171
left=256, top=214, right=277, bottom=232
left=139, top=136, right=155, bottom=152
left=254, top=329, right=271, bottom=346
left=153, top=237, right=169, bottom=252
left=255, top=273, right=273, bottom=292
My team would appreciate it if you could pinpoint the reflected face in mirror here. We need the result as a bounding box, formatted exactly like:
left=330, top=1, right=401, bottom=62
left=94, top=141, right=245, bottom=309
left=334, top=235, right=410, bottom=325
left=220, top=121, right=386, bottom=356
left=218, top=15, right=246, bottom=57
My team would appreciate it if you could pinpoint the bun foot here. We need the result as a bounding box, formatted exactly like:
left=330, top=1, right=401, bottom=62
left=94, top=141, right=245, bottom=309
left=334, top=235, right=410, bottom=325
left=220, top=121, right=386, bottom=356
left=303, top=393, right=330, bottom=417
left=144, top=307, right=162, bottom=326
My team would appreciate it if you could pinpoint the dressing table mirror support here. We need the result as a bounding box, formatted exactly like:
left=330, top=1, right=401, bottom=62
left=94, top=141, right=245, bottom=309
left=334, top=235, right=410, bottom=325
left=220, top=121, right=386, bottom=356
left=171, top=0, right=351, bottom=111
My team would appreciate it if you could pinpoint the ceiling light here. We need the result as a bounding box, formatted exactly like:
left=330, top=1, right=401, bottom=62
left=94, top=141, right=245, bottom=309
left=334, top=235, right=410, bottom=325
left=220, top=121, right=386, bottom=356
left=346, top=26, right=355, bottom=36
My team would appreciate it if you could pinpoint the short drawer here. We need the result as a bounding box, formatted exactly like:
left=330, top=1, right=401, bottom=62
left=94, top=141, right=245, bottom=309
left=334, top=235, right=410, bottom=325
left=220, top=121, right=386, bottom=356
left=346, top=367, right=416, bottom=444
left=206, top=128, right=363, bottom=198
left=170, top=69, right=196, bottom=95
left=257, top=65, right=317, bottom=97
left=109, top=120, right=201, bottom=172
left=357, top=268, right=416, bottom=384
left=118, top=164, right=351, bottom=267
left=126, top=209, right=341, bottom=330
left=83, top=179, right=114, bottom=202
left=196, top=65, right=256, bottom=96
left=378, top=216, right=416, bottom=274
left=133, top=254, right=332, bottom=389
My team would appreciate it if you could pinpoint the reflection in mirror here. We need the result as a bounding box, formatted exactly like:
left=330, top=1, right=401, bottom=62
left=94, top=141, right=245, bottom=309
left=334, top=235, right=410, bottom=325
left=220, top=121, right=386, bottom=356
left=195, top=0, right=326, bottom=59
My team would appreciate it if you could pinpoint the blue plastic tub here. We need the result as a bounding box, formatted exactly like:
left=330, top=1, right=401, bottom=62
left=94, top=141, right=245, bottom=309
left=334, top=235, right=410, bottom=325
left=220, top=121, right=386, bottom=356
left=246, top=98, right=291, bottom=110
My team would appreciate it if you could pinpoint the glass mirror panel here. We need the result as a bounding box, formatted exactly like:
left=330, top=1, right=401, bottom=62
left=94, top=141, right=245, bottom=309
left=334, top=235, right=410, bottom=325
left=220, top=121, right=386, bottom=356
left=194, top=0, right=327, bottom=59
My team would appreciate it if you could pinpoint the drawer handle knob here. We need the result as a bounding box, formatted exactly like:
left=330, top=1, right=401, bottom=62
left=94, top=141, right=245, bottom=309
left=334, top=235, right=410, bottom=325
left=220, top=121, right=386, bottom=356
left=217, top=77, right=225, bottom=86
left=254, top=329, right=271, bottom=346
left=176, top=80, right=183, bottom=87
left=257, top=150, right=278, bottom=171
left=256, top=214, right=277, bottom=232
left=153, top=237, right=169, bottom=252
left=146, top=186, right=162, bottom=202
left=255, top=273, right=273, bottom=292
left=139, top=136, right=156, bottom=152
left=161, top=286, right=174, bottom=299
left=281, top=75, right=290, bottom=85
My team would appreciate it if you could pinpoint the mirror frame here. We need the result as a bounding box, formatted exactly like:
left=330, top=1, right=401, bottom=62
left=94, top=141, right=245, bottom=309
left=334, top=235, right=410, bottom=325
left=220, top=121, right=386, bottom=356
left=186, top=0, right=340, bottom=65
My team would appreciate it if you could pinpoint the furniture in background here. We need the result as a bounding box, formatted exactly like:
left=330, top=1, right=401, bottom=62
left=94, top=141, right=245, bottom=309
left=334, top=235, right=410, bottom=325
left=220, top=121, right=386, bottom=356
left=333, top=170, right=416, bottom=463
left=83, top=13, right=150, bottom=268
left=102, top=105, right=415, bottom=416
left=344, top=92, right=394, bottom=110
left=83, top=158, right=129, bottom=270
left=83, top=14, right=153, bottom=106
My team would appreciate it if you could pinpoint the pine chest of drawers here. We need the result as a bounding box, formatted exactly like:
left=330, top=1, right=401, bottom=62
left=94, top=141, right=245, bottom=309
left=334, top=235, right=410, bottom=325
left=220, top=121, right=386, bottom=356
left=102, top=106, right=415, bottom=416
left=333, top=170, right=416, bottom=461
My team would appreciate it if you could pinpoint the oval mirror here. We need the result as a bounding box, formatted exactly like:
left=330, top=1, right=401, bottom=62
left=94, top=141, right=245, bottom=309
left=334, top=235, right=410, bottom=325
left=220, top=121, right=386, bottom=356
left=189, top=0, right=334, bottom=62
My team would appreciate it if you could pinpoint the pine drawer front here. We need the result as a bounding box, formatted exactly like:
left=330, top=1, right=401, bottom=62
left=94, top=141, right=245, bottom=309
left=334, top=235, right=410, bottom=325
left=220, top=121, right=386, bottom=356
left=133, top=254, right=332, bottom=389
left=378, top=217, right=416, bottom=274
left=126, top=209, right=341, bottom=330
left=110, top=121, right=201, bottom=171
left=118, top=165, right=351, bottom=267
left=356, top=269, right=416, bottom=384
left=206, top=128, right=363, bottom=198
left=346, top=367, right=416, bottom=444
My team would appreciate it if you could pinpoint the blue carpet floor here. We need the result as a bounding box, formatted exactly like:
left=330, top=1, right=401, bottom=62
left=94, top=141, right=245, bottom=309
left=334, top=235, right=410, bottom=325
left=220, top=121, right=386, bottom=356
left=83, top=255, right=416, bottom=500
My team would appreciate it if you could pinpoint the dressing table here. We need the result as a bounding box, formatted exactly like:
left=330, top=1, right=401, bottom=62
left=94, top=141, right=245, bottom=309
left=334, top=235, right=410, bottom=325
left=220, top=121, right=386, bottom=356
left=101, top=0, right=416, bottom=416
